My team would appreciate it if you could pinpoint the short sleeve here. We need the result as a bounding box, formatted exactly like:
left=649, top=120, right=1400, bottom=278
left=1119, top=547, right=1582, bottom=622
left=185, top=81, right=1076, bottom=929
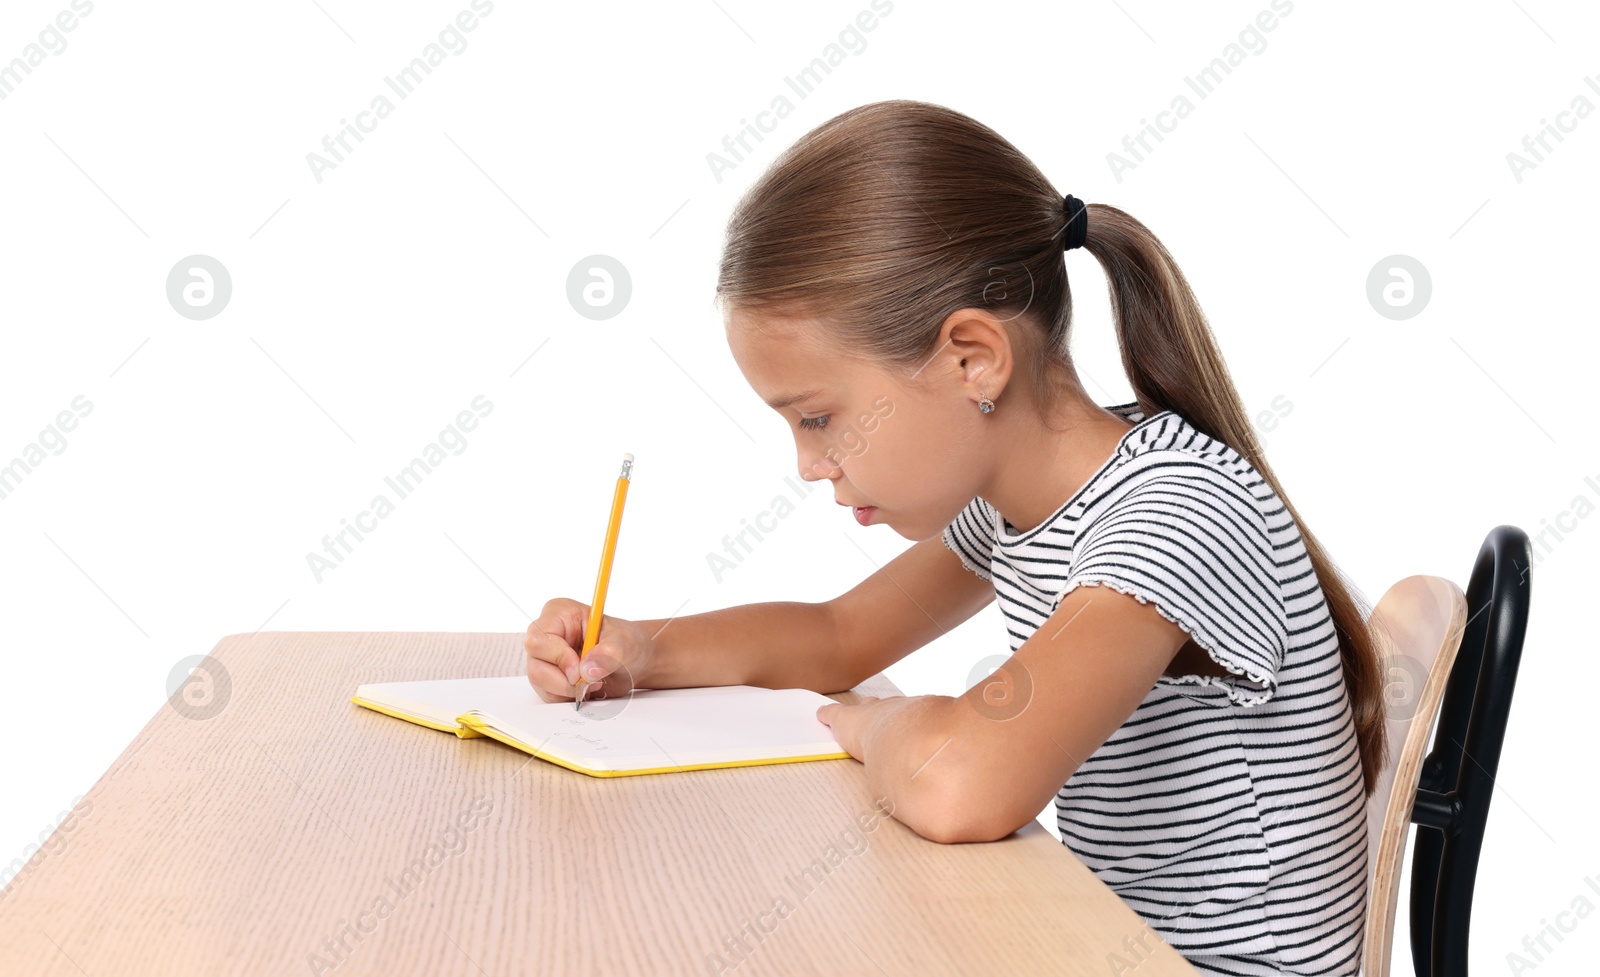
left=941, top=496, right=998, bottom=583
left=1058, top=464, right=1287, bottom=707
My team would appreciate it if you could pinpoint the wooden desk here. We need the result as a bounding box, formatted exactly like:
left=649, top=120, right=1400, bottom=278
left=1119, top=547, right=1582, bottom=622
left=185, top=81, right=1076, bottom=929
left=0, top=632, right=1200, bottom=976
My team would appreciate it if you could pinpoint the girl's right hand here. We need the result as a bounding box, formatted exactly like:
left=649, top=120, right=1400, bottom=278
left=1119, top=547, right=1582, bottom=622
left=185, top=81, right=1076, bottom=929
left=523, top=597, right=655, bottom=704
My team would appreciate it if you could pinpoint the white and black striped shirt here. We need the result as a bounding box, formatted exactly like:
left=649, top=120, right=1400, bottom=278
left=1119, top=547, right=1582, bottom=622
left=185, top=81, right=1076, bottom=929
left=941, top=402, right=1367, bottom=976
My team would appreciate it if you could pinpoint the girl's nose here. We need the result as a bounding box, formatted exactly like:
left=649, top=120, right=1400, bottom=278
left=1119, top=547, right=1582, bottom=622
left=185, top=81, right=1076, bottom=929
left=800, top=450, right=841, bottom=482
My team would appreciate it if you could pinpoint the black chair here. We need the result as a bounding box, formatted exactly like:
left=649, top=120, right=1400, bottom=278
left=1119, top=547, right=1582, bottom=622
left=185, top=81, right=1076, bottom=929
left=1359, top=525, right=1531, bottom=975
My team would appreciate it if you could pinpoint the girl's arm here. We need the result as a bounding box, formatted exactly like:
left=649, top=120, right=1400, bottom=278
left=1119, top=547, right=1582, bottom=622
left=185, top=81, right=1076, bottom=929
left=818, top=582, right=1191, bottom=844
left=637, top=534, right=995, bottom=693
left=821, top=463, right=1292, bottom=844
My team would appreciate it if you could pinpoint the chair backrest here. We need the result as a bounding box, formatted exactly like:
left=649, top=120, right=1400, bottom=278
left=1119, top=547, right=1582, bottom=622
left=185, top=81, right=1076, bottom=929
left=1360, top=574, right=1467, bottom=977
left=1403, top=526, right=1532, bottom=977
left=1358, top=525, right=1533, bottom=977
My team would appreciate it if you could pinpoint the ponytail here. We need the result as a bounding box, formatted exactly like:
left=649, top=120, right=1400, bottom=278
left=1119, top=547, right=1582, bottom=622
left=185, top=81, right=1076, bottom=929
left=1082, top=202, right=1387, bottom=797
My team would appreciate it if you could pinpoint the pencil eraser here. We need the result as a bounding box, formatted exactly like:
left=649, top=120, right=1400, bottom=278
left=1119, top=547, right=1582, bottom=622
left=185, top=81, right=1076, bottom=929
left=623, top=452, right=634, bottom=462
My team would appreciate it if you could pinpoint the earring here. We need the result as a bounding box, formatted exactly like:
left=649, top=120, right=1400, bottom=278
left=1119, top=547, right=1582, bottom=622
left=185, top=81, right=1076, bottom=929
left=978, top=395, right=995, bottom=414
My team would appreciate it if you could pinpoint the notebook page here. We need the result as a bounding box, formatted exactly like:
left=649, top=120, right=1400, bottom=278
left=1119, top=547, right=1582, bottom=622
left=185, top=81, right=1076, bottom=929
left=354, top=677, right=844, bottom=772
left=478, top=683, right=846, bottom=771
left=354, top=675, right=749, bottom=727
left=352, top=675, right=533, bottom=730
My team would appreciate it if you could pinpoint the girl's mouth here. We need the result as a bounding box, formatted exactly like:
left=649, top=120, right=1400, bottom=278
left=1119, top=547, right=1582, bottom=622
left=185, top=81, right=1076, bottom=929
left=853, top=506, right=876, bottom=525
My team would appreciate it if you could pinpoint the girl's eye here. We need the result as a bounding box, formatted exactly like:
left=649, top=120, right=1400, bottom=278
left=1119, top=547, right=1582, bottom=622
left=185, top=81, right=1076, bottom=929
left=798, top=415, right=829, bottom=431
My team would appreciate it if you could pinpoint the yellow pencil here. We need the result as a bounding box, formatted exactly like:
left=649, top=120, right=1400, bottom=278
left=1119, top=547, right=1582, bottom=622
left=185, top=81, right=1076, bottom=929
left=575, top=452, right=634, bottom=711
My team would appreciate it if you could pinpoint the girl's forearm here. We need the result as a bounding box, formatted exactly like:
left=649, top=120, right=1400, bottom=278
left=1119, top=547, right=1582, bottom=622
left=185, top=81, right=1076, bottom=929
left=636, top=601, right=854, bottom=693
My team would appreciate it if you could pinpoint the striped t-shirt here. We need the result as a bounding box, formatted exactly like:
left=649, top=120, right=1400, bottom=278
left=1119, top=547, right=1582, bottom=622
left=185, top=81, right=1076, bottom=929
left=941, top=402, right=1368, bottom=976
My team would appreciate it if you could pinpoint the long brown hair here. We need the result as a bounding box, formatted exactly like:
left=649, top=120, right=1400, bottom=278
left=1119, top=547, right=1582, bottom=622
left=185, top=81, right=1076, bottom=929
left=715, top=99, right=1386, bottom=796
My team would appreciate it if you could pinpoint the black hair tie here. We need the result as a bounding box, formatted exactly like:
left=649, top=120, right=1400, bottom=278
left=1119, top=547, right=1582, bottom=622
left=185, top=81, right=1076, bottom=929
left=1062, top=194, right=1089, bottom=251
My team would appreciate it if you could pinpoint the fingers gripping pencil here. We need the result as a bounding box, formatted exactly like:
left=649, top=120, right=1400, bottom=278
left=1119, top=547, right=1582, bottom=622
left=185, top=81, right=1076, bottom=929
left=575, top=453, right=633, bottom=711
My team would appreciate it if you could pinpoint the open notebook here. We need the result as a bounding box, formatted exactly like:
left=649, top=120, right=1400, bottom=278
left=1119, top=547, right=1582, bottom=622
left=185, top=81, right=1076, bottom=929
left=350, top=676, right=851, bottom=778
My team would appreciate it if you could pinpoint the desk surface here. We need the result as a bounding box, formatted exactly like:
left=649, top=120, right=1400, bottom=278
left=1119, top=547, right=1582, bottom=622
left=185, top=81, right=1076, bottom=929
left=0, top=631, right=1199, bottom=976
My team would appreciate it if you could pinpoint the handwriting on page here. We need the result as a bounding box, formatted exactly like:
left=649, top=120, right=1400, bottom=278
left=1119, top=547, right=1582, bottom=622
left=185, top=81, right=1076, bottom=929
left=556, top=717, right=612, bottom=751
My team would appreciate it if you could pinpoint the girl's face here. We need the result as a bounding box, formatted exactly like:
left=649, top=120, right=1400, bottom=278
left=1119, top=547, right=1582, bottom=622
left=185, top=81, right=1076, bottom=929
left=725, top=311, right=989, bottom=542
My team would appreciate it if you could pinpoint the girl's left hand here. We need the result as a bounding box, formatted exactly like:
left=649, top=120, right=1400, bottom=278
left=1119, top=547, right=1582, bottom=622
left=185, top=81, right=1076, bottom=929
left=816, top=694, right=908, bottom=762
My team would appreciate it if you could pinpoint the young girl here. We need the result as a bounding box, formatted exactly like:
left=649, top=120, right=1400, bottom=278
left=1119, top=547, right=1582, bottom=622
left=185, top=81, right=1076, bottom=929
left=524, top=99, right=1384, bottom=976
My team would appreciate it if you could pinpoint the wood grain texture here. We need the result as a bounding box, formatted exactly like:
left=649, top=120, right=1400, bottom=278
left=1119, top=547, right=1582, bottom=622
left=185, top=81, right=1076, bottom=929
left=0, top=631, right=1200, bottom=977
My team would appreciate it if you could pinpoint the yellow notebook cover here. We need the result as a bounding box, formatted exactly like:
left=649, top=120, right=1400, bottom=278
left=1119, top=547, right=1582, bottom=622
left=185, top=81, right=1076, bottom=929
left=350, top=676, right=851, bottom=778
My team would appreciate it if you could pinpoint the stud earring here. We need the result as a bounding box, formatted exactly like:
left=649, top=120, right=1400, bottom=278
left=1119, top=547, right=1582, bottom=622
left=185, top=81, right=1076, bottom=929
left=978, top=395, right=995, bottom=414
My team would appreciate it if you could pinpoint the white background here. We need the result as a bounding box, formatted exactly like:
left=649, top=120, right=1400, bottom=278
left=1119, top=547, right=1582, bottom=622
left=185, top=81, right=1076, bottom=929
left=2, top=1, right=1596, bottom=973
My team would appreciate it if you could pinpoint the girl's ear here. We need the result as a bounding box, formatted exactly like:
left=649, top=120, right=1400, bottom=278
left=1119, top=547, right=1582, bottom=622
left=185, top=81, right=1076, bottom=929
left=939, top=308, right=1013, bottom=398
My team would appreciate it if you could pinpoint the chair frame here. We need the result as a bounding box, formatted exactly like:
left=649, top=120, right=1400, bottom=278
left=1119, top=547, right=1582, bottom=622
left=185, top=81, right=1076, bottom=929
left=1406, top=525, right=1532, bottom=977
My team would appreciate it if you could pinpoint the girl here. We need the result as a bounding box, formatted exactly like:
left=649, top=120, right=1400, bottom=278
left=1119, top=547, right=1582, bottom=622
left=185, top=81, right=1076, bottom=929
left=524, top=99, right=1384, bottom=976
